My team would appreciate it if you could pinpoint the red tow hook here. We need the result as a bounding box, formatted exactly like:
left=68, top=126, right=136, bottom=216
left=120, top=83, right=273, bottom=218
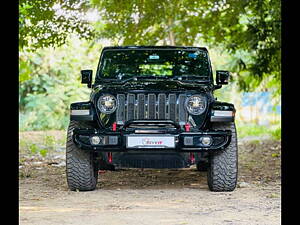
left=108, top=152, right=112, bottom=163
left=184, top=123, right=191, bottom=132
left=190, top=153, right=195, bottom=164
left=112, top=122, right=117, bottom=131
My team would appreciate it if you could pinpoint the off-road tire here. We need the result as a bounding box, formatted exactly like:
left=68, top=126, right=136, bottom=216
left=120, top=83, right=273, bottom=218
left=66, top=121, right=98, bottom=191
left=207, top=122, right=238, bottom=192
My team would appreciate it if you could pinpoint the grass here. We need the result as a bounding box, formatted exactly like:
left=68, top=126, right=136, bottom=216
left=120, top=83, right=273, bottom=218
left=236, top=122, right=281, bottom=140
left=237, top=124, right=269, bottom=138
left=19, top=130, right=66, bottom=159
left=270, top=128, right=281, bottom=140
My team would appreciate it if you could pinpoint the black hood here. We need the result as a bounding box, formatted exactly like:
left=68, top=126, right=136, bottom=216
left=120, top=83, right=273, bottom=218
left=92, top=79, right=214, bottom=93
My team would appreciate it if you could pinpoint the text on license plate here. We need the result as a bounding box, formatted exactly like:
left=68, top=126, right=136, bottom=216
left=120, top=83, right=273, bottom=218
left=127, top=136, right=175, bottom=148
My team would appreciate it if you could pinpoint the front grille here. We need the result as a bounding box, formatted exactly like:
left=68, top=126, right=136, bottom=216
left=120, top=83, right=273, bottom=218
left=116, top=93, right=188, bottom=125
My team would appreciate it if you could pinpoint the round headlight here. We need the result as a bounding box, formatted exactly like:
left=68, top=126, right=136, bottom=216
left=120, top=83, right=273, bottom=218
left=185, top=95, right=206, bottom=115
left=97, top=94, right=117, bottom=114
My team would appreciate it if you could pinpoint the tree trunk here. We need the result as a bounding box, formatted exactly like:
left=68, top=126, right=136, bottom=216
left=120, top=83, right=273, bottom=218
left=168, top=18, right=176, bottom=46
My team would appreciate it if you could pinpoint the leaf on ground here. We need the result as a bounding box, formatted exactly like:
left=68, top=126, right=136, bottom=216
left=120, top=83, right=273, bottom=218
left=271, top=153, right=279, bottom=157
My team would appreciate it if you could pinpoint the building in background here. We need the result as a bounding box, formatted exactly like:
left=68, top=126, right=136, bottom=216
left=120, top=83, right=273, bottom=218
left=237, top=92, right=281, bottom=125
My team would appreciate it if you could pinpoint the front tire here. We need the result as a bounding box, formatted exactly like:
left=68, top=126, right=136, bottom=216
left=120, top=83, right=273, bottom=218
left=66, top=121, right=98, bottom=191
left=207, top=122, right=238, bottom=192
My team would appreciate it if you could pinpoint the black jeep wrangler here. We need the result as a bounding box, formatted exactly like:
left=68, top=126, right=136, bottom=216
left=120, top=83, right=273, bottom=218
left=66, top=46, right=237, bottom=192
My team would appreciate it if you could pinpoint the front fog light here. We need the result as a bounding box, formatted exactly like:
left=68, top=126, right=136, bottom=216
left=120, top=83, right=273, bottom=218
left=91, top=136, right=101, bottom=145
left=200, top=136, right=212, bottom=146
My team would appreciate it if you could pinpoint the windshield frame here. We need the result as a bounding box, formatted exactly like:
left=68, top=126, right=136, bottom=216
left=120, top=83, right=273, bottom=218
left=94, top=47, right=214, bottom=84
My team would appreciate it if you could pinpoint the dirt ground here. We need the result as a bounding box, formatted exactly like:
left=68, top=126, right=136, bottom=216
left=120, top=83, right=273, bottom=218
left=19, top=131, right=281, bottom=225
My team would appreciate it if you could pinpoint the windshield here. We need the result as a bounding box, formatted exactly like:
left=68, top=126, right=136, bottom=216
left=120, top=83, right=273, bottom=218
left=96, top=49, right=211, bottom=82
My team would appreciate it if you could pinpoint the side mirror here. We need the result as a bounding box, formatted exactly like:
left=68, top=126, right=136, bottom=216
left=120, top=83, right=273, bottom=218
left=216, top=70, right=230, bottom=85
left=81, top=70, right=92, bottom=88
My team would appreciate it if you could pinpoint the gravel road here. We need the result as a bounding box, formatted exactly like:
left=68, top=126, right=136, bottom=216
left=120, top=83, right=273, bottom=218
left=19, top=133, right=281, bottom=225
left=19, top=178, right=281, bottom=225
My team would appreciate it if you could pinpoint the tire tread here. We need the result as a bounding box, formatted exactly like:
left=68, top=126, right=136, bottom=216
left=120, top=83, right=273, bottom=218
left=207, top=122, right=238, bottom=192
left=66, top=121, right=98, bottom=191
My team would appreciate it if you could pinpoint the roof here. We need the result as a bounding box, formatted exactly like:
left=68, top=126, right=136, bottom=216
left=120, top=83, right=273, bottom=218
left=102, top=45, right=208, bottom=51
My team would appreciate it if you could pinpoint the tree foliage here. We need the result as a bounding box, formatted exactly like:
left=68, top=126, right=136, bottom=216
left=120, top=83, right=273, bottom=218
left=92, top=0, right=281, bottom=92
left=19, top=38, right=101, bottom=130
left=19, top=0, right=281, bottom=93
left=19, top=0, right=94, bottom=50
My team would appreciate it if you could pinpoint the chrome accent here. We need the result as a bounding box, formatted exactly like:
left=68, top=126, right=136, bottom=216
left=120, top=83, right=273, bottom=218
left=213, top=110, right=233, bottom=117
left=70, top=109, right=90, bottom=116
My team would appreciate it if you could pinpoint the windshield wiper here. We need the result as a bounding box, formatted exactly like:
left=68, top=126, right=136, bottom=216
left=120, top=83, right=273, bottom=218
left=173, top=75, right=209, bottom=83
left=119, top=75, right=169, bottom=83
left=135, top=75, right=169, bottom=80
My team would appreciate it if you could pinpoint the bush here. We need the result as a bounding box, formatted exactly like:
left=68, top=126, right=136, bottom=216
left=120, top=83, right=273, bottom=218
left=19, top=37, right=100, bottom=131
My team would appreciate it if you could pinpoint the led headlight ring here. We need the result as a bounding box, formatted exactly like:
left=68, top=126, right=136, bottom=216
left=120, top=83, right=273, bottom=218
left=97, top=94, right=117, bottom=114
left=185, top=94, right=207, bottom=115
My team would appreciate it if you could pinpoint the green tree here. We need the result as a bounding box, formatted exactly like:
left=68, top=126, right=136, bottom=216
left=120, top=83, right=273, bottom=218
left=19, top=37, right=101, bottom=130
left=92, top=0, right=281, bottom=93
left=19, top=0, right=94, bottom=50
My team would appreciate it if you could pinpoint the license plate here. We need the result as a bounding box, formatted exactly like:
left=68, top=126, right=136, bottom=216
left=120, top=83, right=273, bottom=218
left=126, top=136, right=175, bottom=148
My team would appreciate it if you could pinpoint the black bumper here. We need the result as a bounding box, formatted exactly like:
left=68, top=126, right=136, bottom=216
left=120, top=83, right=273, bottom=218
left=72, top=127, right=232, bottom=152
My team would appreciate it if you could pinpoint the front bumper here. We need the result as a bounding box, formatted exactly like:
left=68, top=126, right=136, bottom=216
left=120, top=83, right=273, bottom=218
left=72, top=121, right=232, bottom=152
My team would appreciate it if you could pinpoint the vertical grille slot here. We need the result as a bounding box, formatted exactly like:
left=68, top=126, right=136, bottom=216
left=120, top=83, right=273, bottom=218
left=137, top=94, right=145, bottom=119
left=127, top=94, right=135, bottom=121
left=168, top=94, right=176, bottom=121
left=148, top=94, right=156, bottom=119
left=158, top=94, right=166, bottom=119
left=116, top=94, right=125, bottom=124
left=178, top=94, right=187, bottom=125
